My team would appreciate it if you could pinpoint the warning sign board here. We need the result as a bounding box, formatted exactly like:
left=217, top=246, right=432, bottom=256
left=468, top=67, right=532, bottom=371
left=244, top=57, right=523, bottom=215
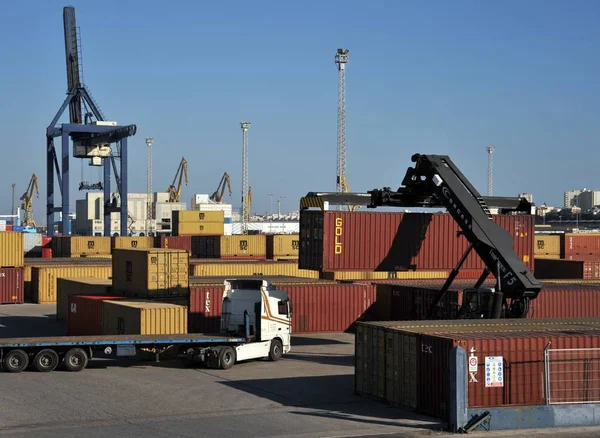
left=469, top=356, right=478, bottom=372
left=485, top=356, right=504, bottom=387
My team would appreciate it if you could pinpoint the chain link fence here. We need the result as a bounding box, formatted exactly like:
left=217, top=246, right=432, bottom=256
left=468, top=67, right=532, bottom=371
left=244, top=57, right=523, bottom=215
left=545, top=347, right=600, bottom=404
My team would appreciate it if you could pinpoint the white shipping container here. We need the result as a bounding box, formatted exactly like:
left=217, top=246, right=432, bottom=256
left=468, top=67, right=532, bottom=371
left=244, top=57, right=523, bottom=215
left=23, top=233, right=43, bottom=255
left=224, top=224, right=233, bottom=235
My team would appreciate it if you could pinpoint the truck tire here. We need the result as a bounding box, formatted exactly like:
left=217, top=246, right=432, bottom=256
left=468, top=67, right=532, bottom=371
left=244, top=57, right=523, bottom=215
left=269, top=339, right=283, bottom=361
left=219, top=346, right=235, bottom=370
left=33, top=349, right=60, bottom=372
left=3, top=349, right=29, bottom=373
left=64, top=348, right=88, bottom=372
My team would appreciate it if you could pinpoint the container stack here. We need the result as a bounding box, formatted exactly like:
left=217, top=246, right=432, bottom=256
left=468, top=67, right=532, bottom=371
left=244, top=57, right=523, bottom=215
left=534, top=233, right=600, bottom=280
left=172, top=210, right=224, bottom=236
left=0, top=232, right=25, bottom=304
left=52, top=236, right=112, bottom=258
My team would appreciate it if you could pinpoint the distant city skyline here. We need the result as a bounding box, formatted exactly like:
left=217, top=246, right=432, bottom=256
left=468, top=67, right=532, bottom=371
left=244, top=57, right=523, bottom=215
left=2, top=1, right=600, bottom=224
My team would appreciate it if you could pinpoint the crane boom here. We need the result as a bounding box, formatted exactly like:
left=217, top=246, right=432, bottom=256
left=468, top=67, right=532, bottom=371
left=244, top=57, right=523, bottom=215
left=300, top=153, right=541, bottom=319
left=167, top=157, right=188, bottom=203
left=210, top=172, right=232, bottom=203
left=20, top=174, right=39, bottom=228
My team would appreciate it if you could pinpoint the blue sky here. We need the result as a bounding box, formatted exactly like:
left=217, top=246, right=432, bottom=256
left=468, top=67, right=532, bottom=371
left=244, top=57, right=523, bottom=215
left=1, top=1, right=600, bottom=223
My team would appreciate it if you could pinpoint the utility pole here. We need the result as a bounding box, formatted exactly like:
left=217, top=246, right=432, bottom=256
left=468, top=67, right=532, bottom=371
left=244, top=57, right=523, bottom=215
left=486, top=145, right=495, bottom=196
left=240, top=122, right=250, bottom=235
left=145, top=137, right=154, bottom=236
left=335, top=48, right=349, bottom=200
left=11, top=183, right=15, bottom=215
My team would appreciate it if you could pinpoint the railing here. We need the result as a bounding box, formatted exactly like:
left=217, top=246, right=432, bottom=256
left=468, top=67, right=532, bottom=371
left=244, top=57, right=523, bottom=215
left=545, top=345, right=600, bottom=404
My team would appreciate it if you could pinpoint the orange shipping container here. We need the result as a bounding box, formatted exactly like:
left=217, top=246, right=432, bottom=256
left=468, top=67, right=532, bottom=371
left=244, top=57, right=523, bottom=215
left=534, top=234, right=561, bottom=256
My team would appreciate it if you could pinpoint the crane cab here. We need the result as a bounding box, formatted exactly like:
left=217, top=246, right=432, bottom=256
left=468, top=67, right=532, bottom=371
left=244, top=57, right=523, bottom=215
left=460, top=287, right=497, bottom=319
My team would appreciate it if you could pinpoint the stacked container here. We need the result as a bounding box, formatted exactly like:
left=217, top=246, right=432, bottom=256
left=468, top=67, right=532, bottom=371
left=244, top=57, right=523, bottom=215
left=101, top=299, right=188, bottom=335
left=111, top=236, right=155, bottom=252
left=68, top=295, right=126, bottom=335
left=533, top=234, right=561, bottom=259
left=172, top=210, right=224, bottom=236
left=220, top=235, right=266, bottom=259
left=56, top=277, right=113, bottom=320
left=266, top=234, right=299, bottom=261
left=52, top=236, right=111, bottom=257
left=23, top=233, right=43, bottom=258
left=0, top=232, right=25, bottom=304
left=31, top=265, right=112, bottom=304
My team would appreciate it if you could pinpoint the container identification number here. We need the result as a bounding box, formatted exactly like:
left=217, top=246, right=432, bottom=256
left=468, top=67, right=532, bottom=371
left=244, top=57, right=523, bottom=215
left=335, top=217, right=343, bottom=254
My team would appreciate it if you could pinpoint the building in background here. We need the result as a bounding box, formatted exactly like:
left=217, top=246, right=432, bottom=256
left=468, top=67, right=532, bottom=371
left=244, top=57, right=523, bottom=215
left=564, top=190, right=582, bottom=208
left=519, top=193, right=533, bottom=203
left=575, top=189, right=600, bottom=212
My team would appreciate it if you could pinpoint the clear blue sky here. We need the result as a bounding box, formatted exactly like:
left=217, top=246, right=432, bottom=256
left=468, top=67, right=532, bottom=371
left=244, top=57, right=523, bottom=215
left=1, top=0, right=600, bottom=223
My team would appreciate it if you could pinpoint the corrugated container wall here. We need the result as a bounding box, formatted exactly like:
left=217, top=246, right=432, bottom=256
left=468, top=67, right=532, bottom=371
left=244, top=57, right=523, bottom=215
left=563, top=233, right=600, bottom=256
left=0, top=232, right=24, bottom=267
left=190, top=261, right=319, bottom=279
left=0, top=268, right=24, bottom=304
left=101, top=299, right=188, bottom=335
left=68, top=295, right=126, bottom=336
left=266, top=234, right=300, bottom=260
left=191, top=236, right=221, bottom=258
left=31, top=265, right=113, bottom=304
left=56, top=277, right=113, bottom=321
left=53, top=236, right=111, bottom=257
left=534, top=234, right=561, bottom=257
left=175, top=222, right=224, bottom=236
left=112, top=248, right=189, bottom=297
left=299, top=211, right=533, bottom=272
left=111, top=236, right=155, bottom=251
left=189, top=281, right=375, bottom=334
left=173, top=210, right=224, bottom=223
left=159, top=236, right=192, bottom=254
left=320, top=270, right=450, bottom=281
left=23, top=233, right=43, bottom=258
left=534, top=258, right=583, bottom=279
left=220, top=235, right=266, bottom=258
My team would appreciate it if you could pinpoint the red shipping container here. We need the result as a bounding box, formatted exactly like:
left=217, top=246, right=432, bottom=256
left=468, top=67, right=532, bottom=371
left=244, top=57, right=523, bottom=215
left=42, top=237, right=52, bottom=258
left=159, top=236, right=192, bottom=255
left=189, top=281, right=376, bottom=334
left=563, top=234, right=600, bottom=256
left=67, top=295, right=126, bottom=336
left=299, top=211, right=533, bottom=272
left=0, top=267, right=24, bottom=304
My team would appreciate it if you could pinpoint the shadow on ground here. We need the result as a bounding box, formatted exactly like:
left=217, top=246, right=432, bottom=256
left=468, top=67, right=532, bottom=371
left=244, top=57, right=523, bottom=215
left=285, top=352, right=354, bottom=367
left=291, top=335, right=352, bottom=346
left=0, top=315, right=65, bottom=338
left=219, top=374, right=445, bottom=431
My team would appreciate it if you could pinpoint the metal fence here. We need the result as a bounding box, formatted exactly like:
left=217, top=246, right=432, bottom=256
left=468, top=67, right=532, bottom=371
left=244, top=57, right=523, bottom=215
left=545, top=346, right=600, bottom=404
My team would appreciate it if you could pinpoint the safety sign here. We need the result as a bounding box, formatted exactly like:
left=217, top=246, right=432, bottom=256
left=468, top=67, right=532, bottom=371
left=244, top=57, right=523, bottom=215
left=485, top=356, right=504, bottom=387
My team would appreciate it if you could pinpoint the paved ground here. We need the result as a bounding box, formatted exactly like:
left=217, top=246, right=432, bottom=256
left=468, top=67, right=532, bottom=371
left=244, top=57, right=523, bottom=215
left=1, top=304, right=600, bottom=437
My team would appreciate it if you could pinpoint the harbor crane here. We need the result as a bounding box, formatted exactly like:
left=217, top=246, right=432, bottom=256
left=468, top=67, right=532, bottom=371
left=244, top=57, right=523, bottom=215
left=167, top=157, right=188, bottom=203
left=210, top=172, right=232, bottom=203
left=20, top=174, right=39, bottom=228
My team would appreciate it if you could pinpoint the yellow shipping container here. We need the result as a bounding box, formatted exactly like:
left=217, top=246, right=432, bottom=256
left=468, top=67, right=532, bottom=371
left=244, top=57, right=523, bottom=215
left=534, top=254, right=561, bottom=260
left=220, top=235, right=267, bottom=258
left=175, top=222, right=224, bottom=236
left=534, top=235, right=561, bottom=256
left=319, top=270, right=450, bottom=281
left=54, top=236, right=111, bottom=257
left=191, top=261, right=319, bottom=279
left=112, top=248, right=189, bottom=296
left=111, top=236, right=155, bottom=251
left=31, top=265, right=113, bottom=304
left=266, top=234, right=299, bottom=260
left=101, top=299, right=188, bottom=335
left=56, top=277, right=113, bottom=321
left=174, top=210, right=224, bottom=223
left=0, top=232, right=24, bottom=267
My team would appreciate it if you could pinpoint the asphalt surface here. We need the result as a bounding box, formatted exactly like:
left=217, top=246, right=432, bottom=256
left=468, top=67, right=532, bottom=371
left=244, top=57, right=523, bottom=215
left=1, top=304, right=600, bottom=437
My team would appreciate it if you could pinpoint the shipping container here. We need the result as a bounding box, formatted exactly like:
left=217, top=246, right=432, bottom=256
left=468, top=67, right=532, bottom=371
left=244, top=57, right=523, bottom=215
left=159, top=236, right=192, bottom=254
left=0, top=268, right=24, bottom=304
left=111, top=236, right=155, bottom=251
left=175, top=222, right=224, bottom=236
left=112, top=248, right=189, bottom=297
left=42, top=236, right=52, bottom=258
left=375, top=283, right=461, bottom=321
left=173, top=210, right=224, bottom=223
left=23, top=233, right=43, bottom=258
left=534, top=258, right=583, bottom=279
left=266, top=234, right=300, bottom=260
left=190, top=260, right=320, bottom=279
left=563, top=233, right=600, bottom=256
left=67, top=295, right=126, bottom=336
left=30, top=265, right=112, bottom=304
left=189, top=281, right=375, bottom=334
left=56, top=277, right=113, bottom=321
left=220, top=235, right=266, bottom=258
left=52, top=236, right=111, bottom=257
left=356, top=319, right=600, bottom=419
left=299, top=211, right=534, bottom=272
left=320, top=270, right=450, bottom=281
left=534, top=254, right=561, bottom=260
left=101, top=299, right=188, bottom=335
left=534, top=234, right=561, bottom=256
left=191, top=236, right=221, bottom=258
left=0, top=232, right=24, bottom=267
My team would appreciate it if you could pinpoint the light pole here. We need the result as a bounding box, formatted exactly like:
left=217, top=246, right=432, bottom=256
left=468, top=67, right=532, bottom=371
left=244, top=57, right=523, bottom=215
left=269, top=193, right=273, bottom=233
left=145, top=137, right=154, bottom=236
left=11, top=183, right=15, bottom=215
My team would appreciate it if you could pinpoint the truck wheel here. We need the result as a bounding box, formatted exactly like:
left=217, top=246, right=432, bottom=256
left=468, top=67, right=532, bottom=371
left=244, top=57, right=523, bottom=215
left=33, top=349, right=59, bottom=372
left=3, top=349, right=29, bottom=373
left=269, top=339, right=283, bottom=361
left=219, top=346, right=235, bottom=370
left=64, top=348, right=88, bottom=372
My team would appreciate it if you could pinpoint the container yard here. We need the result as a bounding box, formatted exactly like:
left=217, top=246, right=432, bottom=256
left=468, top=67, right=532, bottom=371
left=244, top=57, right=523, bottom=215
left=1, top=3, right=599, bottom=437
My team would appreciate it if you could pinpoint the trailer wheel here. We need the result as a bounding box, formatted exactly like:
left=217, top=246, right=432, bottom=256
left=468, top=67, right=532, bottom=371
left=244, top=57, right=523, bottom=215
left=33, top=349, right=59, bottom=372
left=3, top=349, right=29, bottom=373
left=269, top=339, right=283, bottom=362
left=64, top=348, right=88, bottom=372
left=219, top=346, right=235, bottom=370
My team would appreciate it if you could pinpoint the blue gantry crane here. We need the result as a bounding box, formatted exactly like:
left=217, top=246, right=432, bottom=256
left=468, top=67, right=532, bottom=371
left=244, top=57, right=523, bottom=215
left=46, top=6, right=137, bottom=237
